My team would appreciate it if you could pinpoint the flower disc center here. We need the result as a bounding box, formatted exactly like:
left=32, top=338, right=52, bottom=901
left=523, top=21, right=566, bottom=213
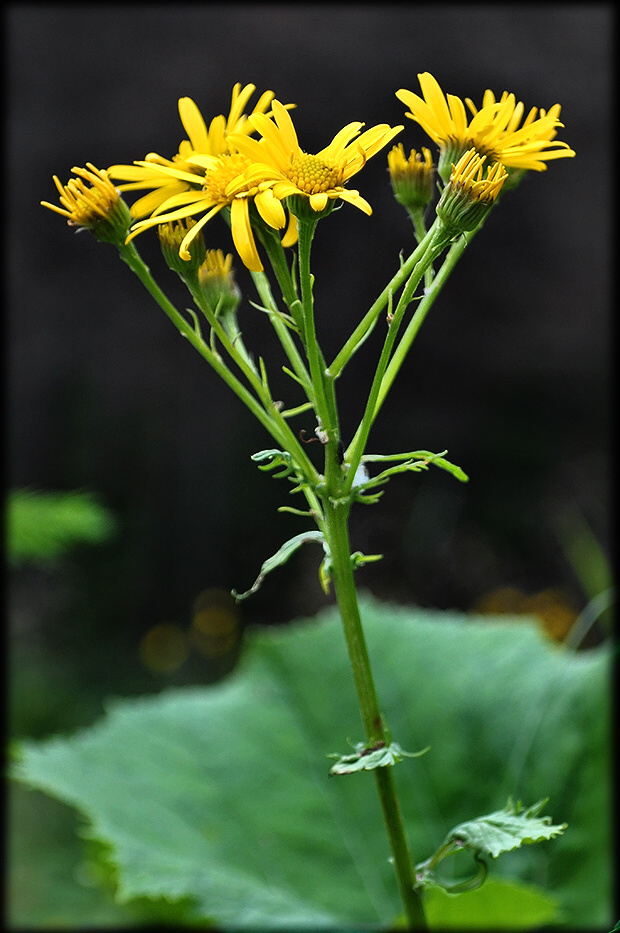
left=288, top=154, right=341, bottom=195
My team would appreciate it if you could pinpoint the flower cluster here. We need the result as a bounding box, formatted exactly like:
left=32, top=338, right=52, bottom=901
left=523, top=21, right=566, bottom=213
left=104, top=84, right=402, bottom=272
left=43, top=74, right=575, bottom=268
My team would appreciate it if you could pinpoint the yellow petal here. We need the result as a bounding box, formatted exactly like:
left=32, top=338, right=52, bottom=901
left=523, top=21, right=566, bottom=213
left=309, top=192, right=329, bottom=212
left=178, top=98, right=210, bottom=152
left=178, top=208, right=220, bottom=259
left=337, top=189, right=372, bottom=215
left=254, top=188, right=286, bottom=229
left=230, top=197, right=263, bottom=272
left=281, top=211, right=298, bottom=247
left=130, top=185, right=189, bottom=219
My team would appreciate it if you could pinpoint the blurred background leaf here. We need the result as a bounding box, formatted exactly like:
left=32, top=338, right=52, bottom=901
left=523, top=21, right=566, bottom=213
left=6, top=488, right=117, bottom=565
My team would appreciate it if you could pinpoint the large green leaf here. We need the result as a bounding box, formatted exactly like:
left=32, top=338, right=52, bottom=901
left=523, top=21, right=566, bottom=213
left=423, top=878, right=560, bottom=928
left=11, top=596, right=611, bottom=928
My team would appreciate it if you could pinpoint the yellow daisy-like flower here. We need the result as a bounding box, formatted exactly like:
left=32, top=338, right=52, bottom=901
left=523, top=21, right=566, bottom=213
left=107, top=84, right=298, bottom=272
left=225, top=100, right=403, bottom=224
left=121, top=149, right=278, bottom=272
left=436, top=148, right=508, bottom=235
left=108, top=83, right=279, bottom=219
left=396, top=72, right=575, bottom=180
left=41, top=163, right=131, bottom=244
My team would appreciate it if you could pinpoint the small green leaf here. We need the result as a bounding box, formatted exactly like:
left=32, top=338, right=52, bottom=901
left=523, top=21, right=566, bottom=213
left=328, top=741, right=429, bottom=776
left=280, top=401, right=314, bottom=419
left=431, top=456, right=469, bottom=483
left=444, top=798, right=567, bottom=859
left=232, top=531, right=327, bottom=601
left=358, top=449, right=468, bottom=493
left=350, top=550, right=384, bottom=568
left=250, top=448, right=295, bottom=478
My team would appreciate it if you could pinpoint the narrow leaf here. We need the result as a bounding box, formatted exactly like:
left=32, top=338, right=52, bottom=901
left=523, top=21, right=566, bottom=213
left=232, top=531, right=327, bottom=601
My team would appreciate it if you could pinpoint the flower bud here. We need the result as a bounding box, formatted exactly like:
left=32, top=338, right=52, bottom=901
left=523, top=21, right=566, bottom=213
left=158, top=218, right=206, bottom=278
left=41, top=163, right=132, bottom=247
left=436, top=148, right=507, bottom=237
left=198, top=250, right=241, bottom=318
left=388, top=144, right=435, bottom=212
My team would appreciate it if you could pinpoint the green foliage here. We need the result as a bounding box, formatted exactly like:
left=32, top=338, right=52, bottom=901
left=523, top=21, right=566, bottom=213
left=6, top=488, right=116, bottom=565
left=328, top=740, right=429, bottom=776
left=232, top=530, right=327, bottom=600
left=441, top=798, right=567, bottom=860
left=416, top=798, right=567, bottom=896
left=423, top=878, right=560, bottom=928
left=11, top=597, right=611, bottom=928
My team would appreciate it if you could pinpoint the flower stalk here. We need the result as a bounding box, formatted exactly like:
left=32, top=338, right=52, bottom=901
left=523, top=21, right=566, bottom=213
left=41, top=74, right=574, bottom=928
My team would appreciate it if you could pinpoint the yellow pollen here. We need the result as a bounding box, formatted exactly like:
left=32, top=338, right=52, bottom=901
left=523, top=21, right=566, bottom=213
left=288, top=153, right=341, bottom=194
left=203, top=153, right=251, bottom=202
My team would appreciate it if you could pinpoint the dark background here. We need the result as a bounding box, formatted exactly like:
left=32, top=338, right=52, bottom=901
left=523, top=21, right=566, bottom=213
left=7, top=5, right=611, bottom=707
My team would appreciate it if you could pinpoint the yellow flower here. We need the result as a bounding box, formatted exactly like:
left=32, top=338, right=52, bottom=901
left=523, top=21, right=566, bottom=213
left=387, top=144, right=435, bottom=211
left=225, top=100, right=403, bottom=223
left=108, top=83, right=279, bottom=219
left=41, top=163, right=131, bottom=244
left=107, top=85, right=298, bottom=272
left=121, top=150, right=271, bottom=271
left=436, top=148, right=507, bottom=235
left=396, top=72, right=575, bottom=180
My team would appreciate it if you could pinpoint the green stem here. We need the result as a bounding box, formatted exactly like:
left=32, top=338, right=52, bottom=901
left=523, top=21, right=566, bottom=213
left=410, top=209, right=435, bottom=290
left=183, top=277, right=259, bottom=378
left=119, top=242, right=319, bottom=485
left=255, top=223, right=299, bottom=310
left=343, top=228, right=449, bottom=491
left=292, top=212, right=425, bottom=924
left=322, top=495, right=427, bottom=928
left=371, top=230, right=471, bottom=422
left=328, top=218, right=443, bottom=379
left=296, top=217, right=339, bottom=452
left=250, top=268, right=313, bottom=399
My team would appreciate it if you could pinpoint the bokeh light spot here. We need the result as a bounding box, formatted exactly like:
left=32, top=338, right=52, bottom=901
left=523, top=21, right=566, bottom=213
left=139, top=622, right=189, bottom=673
left=191, top=587, right=240, bottom=658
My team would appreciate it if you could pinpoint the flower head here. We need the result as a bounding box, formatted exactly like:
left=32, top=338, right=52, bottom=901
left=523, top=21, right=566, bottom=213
left=226, top=100, right=403, bottom=224
left=436, top=148, right=507, bottom=236
left=41, top=163, right=132, bottom=245
left=107, top=84, right=296, bottom=271
left=108, top=83, right=280, bottom=219
left=396, top=73, right=575, bottom=181
left=387, top=144, right=435, bottom=212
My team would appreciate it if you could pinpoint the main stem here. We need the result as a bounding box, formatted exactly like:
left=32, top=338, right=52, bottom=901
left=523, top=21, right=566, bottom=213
left=295, top=213, right=426, bottom=927
left=322, top=495, right=427, bottom=928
